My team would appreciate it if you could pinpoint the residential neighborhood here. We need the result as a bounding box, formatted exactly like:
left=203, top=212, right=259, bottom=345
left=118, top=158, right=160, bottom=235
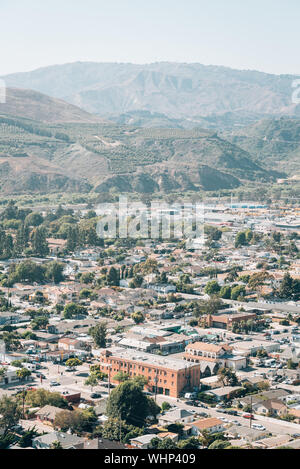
left=0, top=199, right=300, bottom=450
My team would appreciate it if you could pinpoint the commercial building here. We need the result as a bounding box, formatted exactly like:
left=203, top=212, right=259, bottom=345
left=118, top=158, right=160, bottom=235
left=206, top=311, right=257, bottom=330
left=99, top=347, right=200, bottom=398
left=184, top=342, right=247, bottom=376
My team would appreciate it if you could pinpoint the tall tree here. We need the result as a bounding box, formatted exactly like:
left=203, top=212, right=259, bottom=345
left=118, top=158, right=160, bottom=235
left=31, top=228, right=49, bottom=257
left=89, top=323, right=107, bottom=348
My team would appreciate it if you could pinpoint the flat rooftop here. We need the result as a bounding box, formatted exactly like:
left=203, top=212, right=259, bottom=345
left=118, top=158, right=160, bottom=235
left=106, top=347, right=198, bottom=370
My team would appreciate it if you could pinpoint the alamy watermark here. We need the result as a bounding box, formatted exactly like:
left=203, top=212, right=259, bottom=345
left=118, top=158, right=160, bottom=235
left=0, top=80, right=6, bottom=104
left=96, top=196, right=205, bottom=244
left=292, top=79, right=300, bottom=104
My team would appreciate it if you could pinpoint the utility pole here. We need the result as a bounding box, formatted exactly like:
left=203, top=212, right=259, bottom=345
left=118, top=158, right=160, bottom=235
left=250, top=395, right=253, bottom=429
left=154, top=370, right=158, bottom=403
left=22, top=388, right=26, bottom=419
left=108, top=363, right=112, bottom=397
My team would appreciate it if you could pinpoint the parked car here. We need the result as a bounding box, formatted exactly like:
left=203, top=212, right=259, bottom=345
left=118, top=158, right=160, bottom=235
left=90, top=393, right=102, bottom=399
left=185, top=400, right=196, bottom=406
left=243, top=413, right=255, bottom=420
left=252, top=424, right=265, bottom=430
left=101, top=383, right=115, bottom=389
left=50, top=381, right=60, bottom=387
left=36, top=373, right=46, bottom=379
left=227, top=410, right=238, bottom=416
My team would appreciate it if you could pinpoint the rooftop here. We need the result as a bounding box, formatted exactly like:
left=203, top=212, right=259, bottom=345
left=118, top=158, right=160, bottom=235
left=104, top=347, right=199, bottom=370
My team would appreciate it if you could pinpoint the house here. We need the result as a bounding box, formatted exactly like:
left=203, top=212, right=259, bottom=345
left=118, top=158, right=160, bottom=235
left=253, top=435, right=292, bottom=449
left=46, top=238, right=67, bottom=255
left=83, top=438, right=127, bottom=450
left=288, top=408, right=300, bottom=424
left=35, top=405, right=69, bottom=426
left=0, top=312, right=21, bottom=325
left=225, top=425, right=268, bottom=442
left=206, top=386, right=243, bottom=402
left=130, top=434, right=158, bottom=449
left=0, top=365, right=19, bottom=386
left=190, top=418, right=225, bottom=436
left=58, top=337, right=83, bottom=352
left=280, top=346, right=300, bottom=364
left=32, top=431, right=84, bottom=449
left=156, top=432, right=179, bottom=443
left=148, top=284, right=176, bottom=295
left=158, top=408, right=194, bottom=427
left=253, top=399, right=288, bottom=417
left=236, top=389, right=290, bottom=408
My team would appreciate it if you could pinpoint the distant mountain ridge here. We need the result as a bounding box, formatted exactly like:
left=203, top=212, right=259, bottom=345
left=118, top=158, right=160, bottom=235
left=2, top=62, right=300, bottom=128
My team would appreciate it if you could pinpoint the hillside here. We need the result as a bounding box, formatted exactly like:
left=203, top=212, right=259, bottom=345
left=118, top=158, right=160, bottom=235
left=0, top=88, right=104, bottom=123
left=2, top=62, right=300, bottom=128
left=224, top=118, right=300, bottom=175
left=0, top=114, right=281, bottom=195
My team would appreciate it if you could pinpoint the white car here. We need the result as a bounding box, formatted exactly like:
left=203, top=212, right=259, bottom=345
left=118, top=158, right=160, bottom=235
left=220, top=417, right=229, bottom=423
left=252, top=424, right=266, bottom=430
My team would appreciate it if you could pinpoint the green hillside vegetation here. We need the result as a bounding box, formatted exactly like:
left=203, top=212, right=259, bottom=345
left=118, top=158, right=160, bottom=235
left=224, top=118, right=300, bottom=175
left=0, top=112, right=282, bottom=195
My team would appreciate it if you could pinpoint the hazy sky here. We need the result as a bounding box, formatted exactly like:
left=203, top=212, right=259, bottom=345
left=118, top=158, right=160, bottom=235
left=1, top=0, right=299, bottom=75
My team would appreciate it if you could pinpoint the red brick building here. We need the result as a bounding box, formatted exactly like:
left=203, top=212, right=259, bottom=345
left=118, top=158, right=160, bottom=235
left=98, top=347, right=200, bottom=398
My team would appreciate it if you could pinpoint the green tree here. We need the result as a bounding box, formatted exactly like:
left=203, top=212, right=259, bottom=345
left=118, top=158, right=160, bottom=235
left=45, top=262, right=64, bottom=284
left=89, top=322, right=107, bottom=348
left=204, top=281, right=221, bottom=296
left=235, top=231, right=247, bottom=248
left=65, top=358, right=82, bottom=368
left=114, top=371, right=130, bottom=383
left=54, top=408, right=97, bottom=433
left=231, top=285, right=246, bottom=300
left=161, top=402, right=172, bottom=412
left=63, top=303, right=87, bottom=319
left=18, top=428, right=38, bottom=448
left=217, top=367, right=238, bottom=386
left=25, top=212, right=43, bottom=227
left=25, top=389, right=69, bottom=409
left=131, top=312, right=145, bottom=324
left=31, top=227, right=49, bottom=257
left=209, top=440, right=231, bottom=450
left=102, top=418, right=143, bottom=443
left=85, top=373, right=100, bottom=392
left=0, top=396, right=21, bottom=435
left=220, top=285, right=232, bottom=299
left=106, top=380, right=159, bottom=427
left=106, top=267, right=120, bottom=287
left=50, top=441, right=63, bottom=450
left=16, top=368, right=31, bottom=381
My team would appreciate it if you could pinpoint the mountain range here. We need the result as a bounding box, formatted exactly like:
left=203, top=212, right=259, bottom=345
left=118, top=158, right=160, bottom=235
left=0, top=61, right=299, bottom=195
left=2, top=62, right=300, bottom=128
